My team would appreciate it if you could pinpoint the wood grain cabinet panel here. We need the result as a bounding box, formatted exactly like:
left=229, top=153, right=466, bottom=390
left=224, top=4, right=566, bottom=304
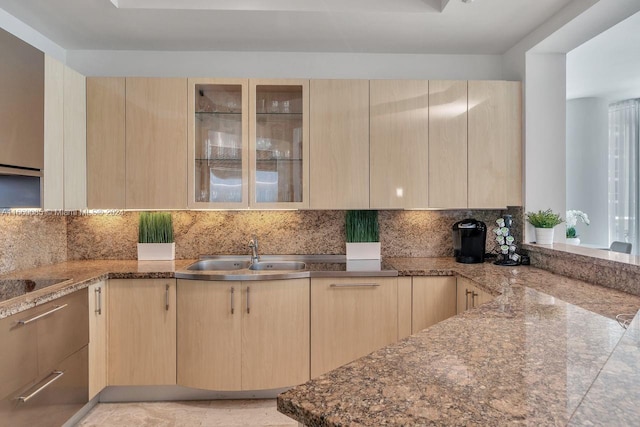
left=370, top=80, right=429, bottom=209
left=311, top=277, right=398, bottom=378
left=108, top=279, right=176, bottom=386
left=309, top=79, right=370, bottom=209
left=86, top=77, right=126, bottom=209
left=88, top=281, right=108, bottom=399
left=412, top=276, right=457, bottom=333
left=468, top=81, right=522, bottom=208
left=429, top=80, right=468, bottom=208
left=126, top=77, right=188, bottom=209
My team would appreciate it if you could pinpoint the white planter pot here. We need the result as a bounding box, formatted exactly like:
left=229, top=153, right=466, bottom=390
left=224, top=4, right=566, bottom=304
left=535, top=228, right=555, bottom=245
left=346, top=242, right=381, bottom=260
left=566, top=237, right=581, bottom=246
left=137, top=243, right=175, bottom=261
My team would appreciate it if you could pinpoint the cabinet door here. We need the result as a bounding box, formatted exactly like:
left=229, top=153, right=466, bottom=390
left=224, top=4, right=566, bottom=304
left=44, top=55, right=64, bottom=210
left=412, top=277, right=457, bottom=333
left=429, top=80, right=468, bottom=208
left=468, top=81, right=522, bottom=208
left=310, top=80, right=370, bottom=209
left=126, top=77, right=188, bottom=209
left=250, top=79, right=310, bottom=209
left=88, top=281, right=107, bottom=399
left=86, top=77, right=126, bottom=209
left=177, top=280, right=241, bottom=391
left=0, top=306, right=38, bottom=400
left=63, top=65, right=87, bottom=210
left=370, top=80, right=429, bottom=209
left=188, top=78, right=249, bottom=208
left=311, top=277, right=397, bottom=378
left=241, top=279, right=310, bottom=390
left=108, top=279, right=176, bottom=386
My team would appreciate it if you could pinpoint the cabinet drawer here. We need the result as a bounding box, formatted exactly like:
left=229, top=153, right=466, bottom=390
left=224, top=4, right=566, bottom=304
left=37, top=289, right=89, bottom=374
left=0, top=345, right=88, bottom=427
left=0, top=307, right=38, bottom=400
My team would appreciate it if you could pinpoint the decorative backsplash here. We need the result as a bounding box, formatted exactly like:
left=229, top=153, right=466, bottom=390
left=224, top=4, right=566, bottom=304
left=0, top=208, right=523, bottom=275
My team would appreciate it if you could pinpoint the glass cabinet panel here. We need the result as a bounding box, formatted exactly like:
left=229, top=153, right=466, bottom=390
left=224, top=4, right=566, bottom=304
left=250, top=80, right=309, bottom=208
left=188, top=79, right=248, bottom=208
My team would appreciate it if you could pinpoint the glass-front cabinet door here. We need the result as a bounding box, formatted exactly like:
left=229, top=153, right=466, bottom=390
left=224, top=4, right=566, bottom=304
left=188, top=78, right=249, bottom=208
left=249, top=79, right=309, bottom=208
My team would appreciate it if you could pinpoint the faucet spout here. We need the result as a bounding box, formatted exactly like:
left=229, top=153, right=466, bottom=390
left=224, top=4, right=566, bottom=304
left=249, top=236, right=260, bottom=264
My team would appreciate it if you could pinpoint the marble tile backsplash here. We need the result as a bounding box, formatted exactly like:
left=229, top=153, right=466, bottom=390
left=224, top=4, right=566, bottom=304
left=67, top=208, right=524, bottom=260
left=0, top=214, right=67, bottom=275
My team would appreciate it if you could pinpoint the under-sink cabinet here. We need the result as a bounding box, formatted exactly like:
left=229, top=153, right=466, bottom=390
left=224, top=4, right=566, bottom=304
left=0, top=289, right=88, bottom=427
left=108, top=279, right=177, bottom=386
left=177, top=279, right=310, bottom=391
left=411, top=276, right=457, bottom=333
left=310, top=277, right=398, bottom=378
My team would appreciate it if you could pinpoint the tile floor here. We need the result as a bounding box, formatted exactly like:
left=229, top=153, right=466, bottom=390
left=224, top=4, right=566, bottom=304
left=77, top=399, right=298, bottom=427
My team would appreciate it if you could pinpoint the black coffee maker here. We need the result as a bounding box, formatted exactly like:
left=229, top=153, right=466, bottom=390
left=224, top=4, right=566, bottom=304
left=452, top=219, right=487, bottom=264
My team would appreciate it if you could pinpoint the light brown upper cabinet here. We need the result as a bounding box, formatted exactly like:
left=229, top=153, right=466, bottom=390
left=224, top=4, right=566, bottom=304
left=187, top=78, right=249, bottom=209
left=126, top=77, right=188, bottom=209
left=310, top=80, right=370, bottom=209
left=86, top=77, right=126, bottom=209
left=428, top=80, right=468, bottom=209
left=370, top=80, right=429, bottom=209
left=467, top=81, right=522, bottom=208
left=250, top=79, right=310, bottom=209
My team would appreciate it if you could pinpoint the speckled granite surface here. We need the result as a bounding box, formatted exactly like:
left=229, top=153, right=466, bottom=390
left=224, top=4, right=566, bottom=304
left=524, top=243, right=640, bottom=297
left=279, top=257, right=640, bottom=426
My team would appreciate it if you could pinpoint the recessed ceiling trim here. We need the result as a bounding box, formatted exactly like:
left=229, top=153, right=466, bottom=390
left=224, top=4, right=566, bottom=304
left=109, top=0, right=445, bottom=13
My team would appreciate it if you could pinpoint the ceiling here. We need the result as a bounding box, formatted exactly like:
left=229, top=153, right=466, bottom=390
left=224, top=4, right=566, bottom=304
left=567, top=10, right=640, bottom=102
left=0, top=0, right=574, bottom=54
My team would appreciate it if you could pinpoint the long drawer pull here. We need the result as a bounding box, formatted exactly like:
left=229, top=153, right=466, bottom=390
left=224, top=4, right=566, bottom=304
left=329, top=283, right=380, bottom=288
left=16, top=371, right=64, bottom=403
left=246, top=286, right=250, bottom=314
left=465, top=289, right=473, bottom=310
left=230, top=287, right=235, bottom=314
left=165, top=284, right=170, bottom=311
left=95, top=287, right=102, bottom=315
left=18, top=304, right=68, bottom=325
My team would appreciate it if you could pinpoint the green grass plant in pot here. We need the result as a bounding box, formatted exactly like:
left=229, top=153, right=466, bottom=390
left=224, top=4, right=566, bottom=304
left=137, top=212, right=175, bottom=260
left=525, top=209, right=563, bottom=245
left=345, top=210, right=380, bottom=260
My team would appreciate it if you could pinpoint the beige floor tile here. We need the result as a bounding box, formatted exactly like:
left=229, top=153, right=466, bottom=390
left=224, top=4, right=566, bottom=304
left=77, top=399, right=296, bottom=427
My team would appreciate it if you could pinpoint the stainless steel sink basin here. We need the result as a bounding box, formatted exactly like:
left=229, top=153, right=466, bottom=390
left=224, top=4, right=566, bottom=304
left=248, top=261, right=306, bottom=271
left=186, top=259, right=251, bottom=271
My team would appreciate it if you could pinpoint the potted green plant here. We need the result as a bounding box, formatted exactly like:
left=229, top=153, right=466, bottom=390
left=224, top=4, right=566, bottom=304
left=525, top=209, right=563, bottom=245
left=345, top=210, right=380, bottom=260
left=137, top=212, right=175, bottom=260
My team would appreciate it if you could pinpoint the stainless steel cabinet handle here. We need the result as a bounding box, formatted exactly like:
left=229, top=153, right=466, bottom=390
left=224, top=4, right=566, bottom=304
left=18, top=304, right=68, bottom=325
left=16, top=371, right=64, bottom=403
left=329, top=283, right=380, bottom=288
left=246, top=286, right=250, bottom=314
left=165, top=284, right=170, bottom=311
left=472, top=291, right=479, bottom=308
left=230, top=287, right=235, bottom=315
left=95, top=287, right=102, bottom=315
left=465, top=289, right=472, bottom=310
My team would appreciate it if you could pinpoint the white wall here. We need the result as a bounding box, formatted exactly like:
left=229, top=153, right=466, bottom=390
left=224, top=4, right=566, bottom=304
left=0, top=9, right=64, bottom=61
left=525, top=53, right=567, bottom=243
left=66, top=50, right=504, bottom=79
left=566, top=97, right=608, bottom=246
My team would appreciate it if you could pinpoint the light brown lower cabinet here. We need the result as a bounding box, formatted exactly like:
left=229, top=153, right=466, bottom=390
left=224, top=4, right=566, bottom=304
left=177, top=279, right=310, bottom=391
left=108, top=279, right=176, bottom=386
left=412, top=277, right=457, bottom=333
left=310, top=277, right=398, bottom=378
left=456, top=277, right=494, bottom=314
left=88, top=280, right=107, bottom=399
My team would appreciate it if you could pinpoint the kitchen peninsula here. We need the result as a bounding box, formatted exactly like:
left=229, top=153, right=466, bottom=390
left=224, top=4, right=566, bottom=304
left=278, top=258, right=640, bottom=426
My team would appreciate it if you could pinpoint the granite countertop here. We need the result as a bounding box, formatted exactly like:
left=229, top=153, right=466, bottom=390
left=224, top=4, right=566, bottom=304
left=278, top=257, right=640, bottom=426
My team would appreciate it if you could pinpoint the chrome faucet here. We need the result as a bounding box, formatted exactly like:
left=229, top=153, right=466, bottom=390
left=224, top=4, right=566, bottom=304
left=248, top=236, right=260, bottom=264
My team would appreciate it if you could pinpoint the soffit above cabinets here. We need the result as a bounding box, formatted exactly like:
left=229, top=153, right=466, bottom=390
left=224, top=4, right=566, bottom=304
left=0, top=0, right=573, bottom=54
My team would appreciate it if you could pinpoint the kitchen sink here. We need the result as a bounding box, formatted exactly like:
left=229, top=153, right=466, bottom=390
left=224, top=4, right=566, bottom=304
left=248, top=261, right=307, bottom=271
left=186, top=259, right=251, bottom=271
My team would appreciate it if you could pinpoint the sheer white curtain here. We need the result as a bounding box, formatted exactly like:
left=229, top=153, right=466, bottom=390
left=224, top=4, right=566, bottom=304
left=608, top=99, right=640, bottom=253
